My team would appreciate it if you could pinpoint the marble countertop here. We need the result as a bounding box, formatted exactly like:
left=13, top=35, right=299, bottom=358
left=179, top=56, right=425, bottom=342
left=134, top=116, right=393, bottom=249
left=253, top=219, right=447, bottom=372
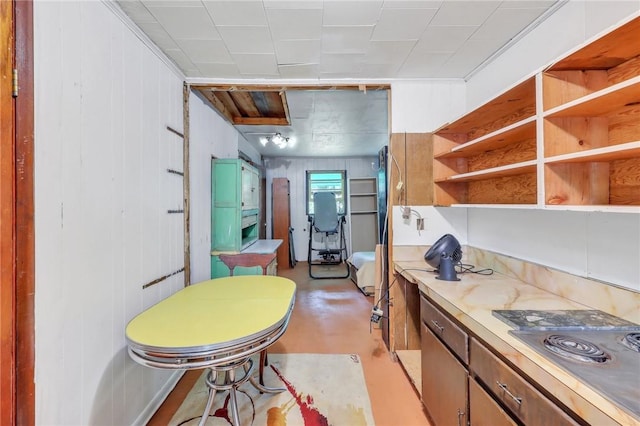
left=393, top=259, right=637, bottom=426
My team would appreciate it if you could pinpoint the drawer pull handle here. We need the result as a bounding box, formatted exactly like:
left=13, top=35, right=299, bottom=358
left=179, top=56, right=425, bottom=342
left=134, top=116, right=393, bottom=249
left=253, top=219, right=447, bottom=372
left=431, top=320, right=445, bottom=333
left=497, top=381, right=522, bottom=405
left=457, top=409, right=465, bottom=426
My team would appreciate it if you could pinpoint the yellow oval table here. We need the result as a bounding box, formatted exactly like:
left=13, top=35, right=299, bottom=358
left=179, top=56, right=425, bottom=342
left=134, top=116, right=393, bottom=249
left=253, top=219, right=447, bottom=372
left=126, top=275, right=297, bottom=426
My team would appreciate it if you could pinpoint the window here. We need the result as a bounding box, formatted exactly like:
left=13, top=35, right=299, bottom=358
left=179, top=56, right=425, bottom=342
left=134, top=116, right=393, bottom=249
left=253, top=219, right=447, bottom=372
left=306, top=170, right=347, bottom=215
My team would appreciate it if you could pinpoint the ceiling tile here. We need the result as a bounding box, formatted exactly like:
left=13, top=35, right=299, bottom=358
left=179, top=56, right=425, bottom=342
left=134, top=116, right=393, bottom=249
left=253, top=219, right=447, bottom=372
left=164, top=48, right=199, bottom=70
left=322, top=26, right=373, bottom=54
left=136, top=22, right=180, bottom=50
left=232, top=53, right=279, bottom=75
left=202, top=1, right=267, bottom=26
left=397, top=51, right=454, bottom=78
left=142, top=1, right=202, bottom=8
left=472, top=8, right=548, bottom=40
left=319, top=53, right=365, bottom=73
left=147, top=6, right=220, bottom=40
left=279, top=61, right=317, bottom=77
left=498, top=1, right=557, bottom=8
left=275, top=40, right=321, bottom=64
left=322, top=1, right=383, bottom=26
left=263, top=1, right=323, bottom=10
left=365, top=40, right=416, bottom=64
left=217, top=26, right=274, bottom=54
left=415, top=25, right=478, bottom=52
left=430, top=1, right=501, bottom=26
left=195, top=63, right=242, bottom=78
left=175, top=39, right=232, bottom=63
left=441, top=38, right=503, bottom=76
left=266, top=8, right=323, bottom=40
left=371, top=8, right=438, bottom=41
left=117, top=1, right=157, bottom=23
left=382, top=1, right=442, bottom=9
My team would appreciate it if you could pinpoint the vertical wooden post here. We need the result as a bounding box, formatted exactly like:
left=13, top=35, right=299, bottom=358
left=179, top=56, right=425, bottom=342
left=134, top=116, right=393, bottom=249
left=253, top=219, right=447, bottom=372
left=183, top=83, right=191, bottom=286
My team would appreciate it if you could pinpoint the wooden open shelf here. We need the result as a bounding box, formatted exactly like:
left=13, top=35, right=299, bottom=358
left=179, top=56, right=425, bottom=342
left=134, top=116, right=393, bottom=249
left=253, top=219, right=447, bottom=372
left=434, top=16, right=640, bottom=209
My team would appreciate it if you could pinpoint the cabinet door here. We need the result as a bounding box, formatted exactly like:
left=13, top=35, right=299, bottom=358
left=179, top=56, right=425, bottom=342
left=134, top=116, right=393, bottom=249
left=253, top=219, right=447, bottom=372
left=241, top=165, right=259, bottom=211
left=470, top=378, right=517, bottom=426
left=421, top=323, right=468, bottom=426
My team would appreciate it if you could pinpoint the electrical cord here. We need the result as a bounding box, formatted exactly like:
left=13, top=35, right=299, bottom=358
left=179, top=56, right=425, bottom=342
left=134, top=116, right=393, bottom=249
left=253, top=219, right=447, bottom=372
left=456, top=263, right=494, bottom=275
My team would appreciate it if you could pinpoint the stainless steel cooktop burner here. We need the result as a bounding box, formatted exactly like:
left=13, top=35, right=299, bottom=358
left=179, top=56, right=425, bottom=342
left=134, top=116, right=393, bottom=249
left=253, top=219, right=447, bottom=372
left=543, top=334, right=610, bottom=363
left=622, top=332, right=640, bottom=353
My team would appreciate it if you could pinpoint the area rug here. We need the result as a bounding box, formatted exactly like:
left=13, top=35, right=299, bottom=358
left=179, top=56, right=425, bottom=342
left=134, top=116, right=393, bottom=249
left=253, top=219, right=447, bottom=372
left=169, top=353, right=375, bottom=426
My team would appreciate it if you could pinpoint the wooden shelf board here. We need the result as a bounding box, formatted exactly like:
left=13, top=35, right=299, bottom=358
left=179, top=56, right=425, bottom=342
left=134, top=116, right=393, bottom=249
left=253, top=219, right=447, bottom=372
left=396, top=350, right=421, bottom=397
left=449, top=204, right=540, bottom=209
left=436, top=77, right=536, bottom=135
left=547, top=16, right=640, bottom=70
left=435, top=161, right=537, bottom=183
left=436, top=117, right=536, bottom=159
left=545, top=141, right=640, bottom=164
left=545, top=76, right=640, bottom=117
left=543, top=204, right=640, bottom=213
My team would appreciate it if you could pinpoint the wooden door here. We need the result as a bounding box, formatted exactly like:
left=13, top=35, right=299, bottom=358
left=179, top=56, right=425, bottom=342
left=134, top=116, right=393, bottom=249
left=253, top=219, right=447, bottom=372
left=3, top=1, right=35, bottom=424
left=1, top=2, right=16, bottom=422
left=271, top=178, right=290, bottom=269
left=421, top=323, right=468, bottom=426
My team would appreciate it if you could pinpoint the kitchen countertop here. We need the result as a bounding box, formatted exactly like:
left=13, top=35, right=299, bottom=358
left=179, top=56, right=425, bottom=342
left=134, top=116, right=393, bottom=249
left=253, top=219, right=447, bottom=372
left=394, top=260, right=638, bottom=426
left=211, top=239, right=283, bottom=255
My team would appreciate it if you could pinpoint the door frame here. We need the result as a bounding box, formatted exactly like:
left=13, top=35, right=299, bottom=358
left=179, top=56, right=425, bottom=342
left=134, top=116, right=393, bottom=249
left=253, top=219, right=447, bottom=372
left=1, top=0, right=36, bottom=424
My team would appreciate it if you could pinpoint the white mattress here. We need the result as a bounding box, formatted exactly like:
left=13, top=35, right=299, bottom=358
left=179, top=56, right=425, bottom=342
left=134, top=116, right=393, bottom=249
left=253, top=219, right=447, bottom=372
left=348, top=251, right=375, bottom=270
left=347, top=252, right=376, bottom=295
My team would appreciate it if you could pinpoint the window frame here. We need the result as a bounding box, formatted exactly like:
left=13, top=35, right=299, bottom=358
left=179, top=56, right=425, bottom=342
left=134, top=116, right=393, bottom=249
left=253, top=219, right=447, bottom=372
left=305, top=170, right=347, bottom=216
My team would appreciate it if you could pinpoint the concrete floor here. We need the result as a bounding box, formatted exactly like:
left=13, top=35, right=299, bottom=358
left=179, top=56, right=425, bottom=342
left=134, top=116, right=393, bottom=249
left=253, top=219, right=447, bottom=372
left=148, top=264, right=431, bottom=426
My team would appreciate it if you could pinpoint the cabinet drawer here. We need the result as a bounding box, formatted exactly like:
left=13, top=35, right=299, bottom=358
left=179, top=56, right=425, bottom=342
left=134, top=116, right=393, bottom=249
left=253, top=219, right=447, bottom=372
left=420, top=294, right=468, bottom=364
left=470, top=339, right=579, bottom=426
left=469, top=378, right=517, bottom=426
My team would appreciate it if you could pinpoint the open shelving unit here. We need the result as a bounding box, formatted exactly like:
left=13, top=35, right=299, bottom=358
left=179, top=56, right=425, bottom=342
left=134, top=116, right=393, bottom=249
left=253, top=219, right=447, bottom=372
left=433, top=16, right=640, bottom=211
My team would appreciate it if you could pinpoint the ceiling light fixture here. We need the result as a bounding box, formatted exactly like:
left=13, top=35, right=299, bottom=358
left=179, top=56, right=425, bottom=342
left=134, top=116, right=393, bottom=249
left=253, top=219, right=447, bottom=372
left=260, top=133, right=290, bottom=149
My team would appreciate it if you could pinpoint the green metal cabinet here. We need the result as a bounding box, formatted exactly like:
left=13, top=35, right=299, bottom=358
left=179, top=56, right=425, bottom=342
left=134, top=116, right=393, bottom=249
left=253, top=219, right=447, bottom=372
left=211, top=159, right=260, bottom=277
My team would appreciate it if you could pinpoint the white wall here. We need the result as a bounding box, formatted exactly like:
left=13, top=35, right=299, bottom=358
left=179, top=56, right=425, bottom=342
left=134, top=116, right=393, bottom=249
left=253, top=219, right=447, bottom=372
left=187, top=91, right=261, bottom=284
left=391, top=3, right=640, bottom=291
left=35, top=2, right=185, bottom=425
left=390, top=80, right=465, bottom=133
left=264, top=156, right=377, bottom=259
left=467, top=0, right=640, bottom=110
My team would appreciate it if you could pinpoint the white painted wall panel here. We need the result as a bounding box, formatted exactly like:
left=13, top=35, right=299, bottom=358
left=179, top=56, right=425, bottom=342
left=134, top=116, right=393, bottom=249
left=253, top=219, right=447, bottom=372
left=188, top=91, right=260, bottom=284
left=467, top=209, right=640, bottom=291
left=34, top=2, right=184, bottom=425
left=390, top=80, right=466, bottom=132
left=264, top=156, right=377, bottom=259
left=466, top=1, right=640, bottom=111
left=392, top=206, right=468, bottom=247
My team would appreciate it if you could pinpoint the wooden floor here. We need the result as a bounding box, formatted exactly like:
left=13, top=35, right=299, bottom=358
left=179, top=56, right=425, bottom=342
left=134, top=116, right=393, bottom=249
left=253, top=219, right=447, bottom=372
left=148, top=263, right=431, bottom=426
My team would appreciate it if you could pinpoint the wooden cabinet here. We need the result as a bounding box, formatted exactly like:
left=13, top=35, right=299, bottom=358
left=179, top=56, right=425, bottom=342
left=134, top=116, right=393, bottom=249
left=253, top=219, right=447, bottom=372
left=542, top=17, right=640, bottom=207
left=421, top=323, right=468, bottom=426
left=348, top=177, right=378, bottom=253
left=211, top=158, right=260, bottom=253
left=469, top=379, right=517, bottom=426
left=419, top=293, right=580, bottom=426
left=469, top=339, right=580, bottom=426
left=433, top=16, right=640, bottom=210
left=272, top=178, right=291, bottom=269
left=433, top=78, right=537, bottom=206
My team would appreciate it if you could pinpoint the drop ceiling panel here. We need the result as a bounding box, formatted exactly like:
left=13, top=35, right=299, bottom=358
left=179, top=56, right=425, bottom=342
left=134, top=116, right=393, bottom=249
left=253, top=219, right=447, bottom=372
left=371, top=8, right=438, bottom=40
left=217, top=26, right=274, bottom=54
left=266, top=9, right=323, bottom=40
left=274, top=39, right=322, bottom=64
left=176, top=39, right=232, bottom=63
left=322, top=1, right=383, bottom=26
left=147, top=6, right=220, bottom=40
left=203, top=1, right=268, bottom=26
left=430, top=1, right=501, bottom=26
left=321, top=26, right=373, bottom=54
left=115, top=0, right=564, bottom=157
